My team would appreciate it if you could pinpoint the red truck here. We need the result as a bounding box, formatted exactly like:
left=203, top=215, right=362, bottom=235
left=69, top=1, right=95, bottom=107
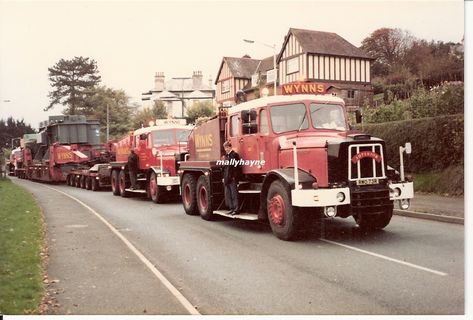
left=18, top=115, right=102, bottom=182
left=179, top=94, right=414, bottom=240
left=108, top=119, right=192, bottom=202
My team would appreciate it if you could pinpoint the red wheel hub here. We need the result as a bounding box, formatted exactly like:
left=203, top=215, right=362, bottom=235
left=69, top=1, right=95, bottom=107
left=150, top=175, right=157, bottom=194
left=199, top=187, right=208, bottom=210
left=268, top=194, right=285, bottom=226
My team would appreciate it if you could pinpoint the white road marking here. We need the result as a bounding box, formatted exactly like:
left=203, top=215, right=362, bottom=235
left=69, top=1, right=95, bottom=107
left=320, top=238, right=448, bottom=277
left=44, top=185, right=201, bottom=315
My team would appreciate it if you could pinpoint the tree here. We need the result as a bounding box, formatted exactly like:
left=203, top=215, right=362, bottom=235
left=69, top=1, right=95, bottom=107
left=78, top=86, right=133, bottom=141
left=45, top=56, right=101, bottom=114
left=186, top=101, right=216, bottom=123
left=0, top=117, right=35, bottom=149
left=361, top=28, right=414, bottom=76
left=131, top=100, right=168, bottom=129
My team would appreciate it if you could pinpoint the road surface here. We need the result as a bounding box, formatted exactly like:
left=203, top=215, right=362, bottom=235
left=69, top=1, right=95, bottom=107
left=13, top=179, right=464, bottom=315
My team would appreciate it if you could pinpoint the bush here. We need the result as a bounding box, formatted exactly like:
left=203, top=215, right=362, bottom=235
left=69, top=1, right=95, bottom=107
left=363, top=82, right=463, bottom=123
left=360, top=114, right=464, bottom=173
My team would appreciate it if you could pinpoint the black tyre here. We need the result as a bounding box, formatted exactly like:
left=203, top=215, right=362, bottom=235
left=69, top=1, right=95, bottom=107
left=85, top=177, right=92, bottom=190
left=149, top=172, right=163, bottom=203
left=266, top=180, right=301, bottom=241
left=373, top=206, right=393, bottom=229
left=196, top=175, right=214, bottom=221
left=75, top=175, right=81, bottom=188
left=66, top=175, right=72, bottom=186
left=80, top=176, right=86, bottom=189
left=111, top=170, right=120, bottom=196
left=181, top=174, right=198, bottom=215
left=119, top=170, right=129, bottom=197
left=91, top=177, right=99, bottom=191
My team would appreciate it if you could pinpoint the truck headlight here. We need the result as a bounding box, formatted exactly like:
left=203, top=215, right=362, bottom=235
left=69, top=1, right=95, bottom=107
left=336, top=192, right=345, bottom=202
left=393, top=187, right=401, bottom=197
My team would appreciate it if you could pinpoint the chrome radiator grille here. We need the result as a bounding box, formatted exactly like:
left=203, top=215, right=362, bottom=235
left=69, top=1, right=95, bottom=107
left=348, top=143, right=386, bottom=181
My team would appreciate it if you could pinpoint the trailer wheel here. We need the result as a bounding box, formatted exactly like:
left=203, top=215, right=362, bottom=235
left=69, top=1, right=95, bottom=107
left=66, top=175, right=72, bottom=186
left=85, top=177, right=92, bottom=190
left=111, top=170, right=120, bottom=196
left=196, top=175, right=214, bottom=221
left=75, top=175, right=81, bottom=188
left=80, top=176, right=86, bottom=189
left=119, top=170, right=129, bottom=197
left=149, top=172, right=164, bottom=203
left=181, top=174, right=198, bottom=215
left=91, top=177, right=99, bottom=191
left=267, top=180, right=300, bottom=241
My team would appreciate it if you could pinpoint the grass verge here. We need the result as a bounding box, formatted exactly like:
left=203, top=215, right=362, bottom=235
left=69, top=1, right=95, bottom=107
left=412, top=165, right=464, bottom=196
left=0, top=177, right=44, bottom=314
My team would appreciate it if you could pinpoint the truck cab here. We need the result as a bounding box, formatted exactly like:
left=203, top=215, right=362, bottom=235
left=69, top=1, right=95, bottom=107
left=110, top=121, right=193, bottom=203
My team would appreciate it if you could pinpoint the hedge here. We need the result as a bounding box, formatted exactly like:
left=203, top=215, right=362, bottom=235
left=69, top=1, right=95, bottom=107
left=358, top=114, right=464, bottom=173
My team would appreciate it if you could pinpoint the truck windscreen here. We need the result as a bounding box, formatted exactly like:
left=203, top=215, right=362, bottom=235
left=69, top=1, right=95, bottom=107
left=152, top=129, right=191, bottom=146
left=310, top=103, right=347, bottom=131
left=270, top=103, right=308, bottom=134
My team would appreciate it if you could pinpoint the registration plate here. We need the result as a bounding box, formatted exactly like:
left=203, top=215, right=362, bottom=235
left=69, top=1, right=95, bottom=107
left=356, top=178, right=379, bottom=186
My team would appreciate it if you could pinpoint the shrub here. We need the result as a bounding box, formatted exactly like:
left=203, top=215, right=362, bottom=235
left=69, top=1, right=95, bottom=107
left=359, top=114, right=464, bottom=173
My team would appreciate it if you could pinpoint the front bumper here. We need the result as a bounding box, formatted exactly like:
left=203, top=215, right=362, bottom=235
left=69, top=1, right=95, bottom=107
left=291, top=187, right=351, bottom=207
left=389, top=182, right=414, bottom=200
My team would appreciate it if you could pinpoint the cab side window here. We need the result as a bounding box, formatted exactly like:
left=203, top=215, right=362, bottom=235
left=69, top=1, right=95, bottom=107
left=259, top=109, right=269, bottom=135
left=230, top=115, right=239, bottom=136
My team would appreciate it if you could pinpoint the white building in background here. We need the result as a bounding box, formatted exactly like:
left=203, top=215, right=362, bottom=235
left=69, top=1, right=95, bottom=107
left=142, top=71, right=215, bottom=118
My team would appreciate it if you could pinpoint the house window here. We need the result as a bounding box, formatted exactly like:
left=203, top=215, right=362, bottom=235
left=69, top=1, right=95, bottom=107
left=222, top=80, right=230, bottom=93
left=286, top=57, right=299, bottom=74
left=347, top=90, right=355, bottom=99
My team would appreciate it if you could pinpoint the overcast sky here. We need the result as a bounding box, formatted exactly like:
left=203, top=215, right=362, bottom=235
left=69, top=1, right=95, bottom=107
left=0, top=0, right=465, bottom=129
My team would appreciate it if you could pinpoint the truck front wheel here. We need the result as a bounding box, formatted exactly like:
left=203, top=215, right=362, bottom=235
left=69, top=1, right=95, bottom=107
left=267, top=180, right=301, bottom=241
left=182, top=174, right=198, bottom=215
left=119, top=170, right=129, bottom=197
left=196, top=175, right=213, bottom=221
left=111, top=170, right=120, bottom=196
left=149, top=172, right=164, bottom=203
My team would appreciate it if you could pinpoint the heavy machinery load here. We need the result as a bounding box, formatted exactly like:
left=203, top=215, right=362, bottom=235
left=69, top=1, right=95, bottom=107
left=20, top=115, right=102, bottom=182
left=179, top=94, right=414, bottom=240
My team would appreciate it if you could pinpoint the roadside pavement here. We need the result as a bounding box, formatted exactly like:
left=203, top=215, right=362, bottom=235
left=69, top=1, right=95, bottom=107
left=13, top=179, right=190, bottom=315
left=394, top=193, right=464, bottom=224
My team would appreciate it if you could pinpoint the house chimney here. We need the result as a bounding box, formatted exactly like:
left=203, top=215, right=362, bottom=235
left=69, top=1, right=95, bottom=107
left=154, top=72, right=165, bottom=91
left=192, top=71, right=203, bottom=89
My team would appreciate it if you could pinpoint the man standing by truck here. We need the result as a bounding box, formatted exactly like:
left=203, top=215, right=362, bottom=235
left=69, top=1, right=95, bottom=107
left=223, top=141, right=240, bottom=215
left=128, top=150, right=139, bottom=190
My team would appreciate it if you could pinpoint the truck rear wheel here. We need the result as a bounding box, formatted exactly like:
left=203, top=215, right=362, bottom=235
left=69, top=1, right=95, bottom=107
left=181, top=174, right=198, bottom=215
left=196, top=175, right=214, bottom=221
left=66, top=175, right=72, bottom=186
left=111, top=170, right=120, bottom=196
left=119, top=170, right=129, bottom=197
left=267, top=180, right=301, bottom=241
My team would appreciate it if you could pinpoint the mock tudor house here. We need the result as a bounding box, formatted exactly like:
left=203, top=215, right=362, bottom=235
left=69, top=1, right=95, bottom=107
left=142, top=71, right=215, bottom=118
left=215, top=28, right=374, bottom=108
